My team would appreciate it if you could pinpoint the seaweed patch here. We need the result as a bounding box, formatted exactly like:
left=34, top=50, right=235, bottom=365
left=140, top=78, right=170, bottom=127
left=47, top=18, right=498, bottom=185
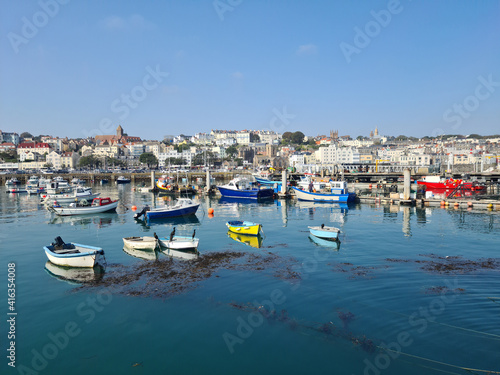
left=77, top=250, right=300, bottom=298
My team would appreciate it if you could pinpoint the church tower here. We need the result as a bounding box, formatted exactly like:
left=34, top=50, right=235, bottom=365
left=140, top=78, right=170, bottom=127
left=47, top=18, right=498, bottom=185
left=374, top=127, right=379, bottom=136
left=117, top=125, right=124, bottom=137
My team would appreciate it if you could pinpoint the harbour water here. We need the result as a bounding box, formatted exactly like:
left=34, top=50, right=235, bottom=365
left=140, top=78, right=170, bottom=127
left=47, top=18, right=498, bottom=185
left=1, top=184, right=499, bottom=375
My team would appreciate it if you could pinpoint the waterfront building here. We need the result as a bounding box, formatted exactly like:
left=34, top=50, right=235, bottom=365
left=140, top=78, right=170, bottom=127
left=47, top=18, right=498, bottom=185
left=0, top=130, right=20, bottom=145
left=17, top=142, right=52, bottom=158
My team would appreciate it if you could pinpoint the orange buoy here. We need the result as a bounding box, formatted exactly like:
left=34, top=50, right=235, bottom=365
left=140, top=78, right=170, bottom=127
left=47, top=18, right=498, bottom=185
left=208, top=207, right=214, bottom=214
left=131, top=205, right=137, bottom=211
left=440, top=200, right=445, bottom=206
left=369, top=184, right=372, bottom=189
left=467, top=201, right=473, bottom=207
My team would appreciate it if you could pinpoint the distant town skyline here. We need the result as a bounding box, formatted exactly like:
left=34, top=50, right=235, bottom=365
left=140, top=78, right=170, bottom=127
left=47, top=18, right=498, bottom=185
left=1, top=1, right=499, bottom=140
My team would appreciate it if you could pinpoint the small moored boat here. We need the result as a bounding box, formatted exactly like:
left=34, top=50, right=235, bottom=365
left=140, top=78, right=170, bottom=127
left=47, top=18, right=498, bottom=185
left=123, top=235, right=159, bottom=250
left=217, top=177, right=274, bottom=199
left=291, top=186, right=356, bottom=203
left=158, top=228, right=199, bottom=249
left=308, top=224, right=340, bottom=241
left=48, top=197, right=119, bottom=216
left=116, top=176, right=131, bottom=184
left=226, top=221, right=262, bottom=236
left=44, top=236, right=106, bottom=268
left=134, top=198, right=199, bottom=221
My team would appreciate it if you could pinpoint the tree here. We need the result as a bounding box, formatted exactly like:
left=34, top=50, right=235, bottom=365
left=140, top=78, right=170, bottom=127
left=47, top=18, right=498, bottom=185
left=291, top=131, right=305, bottom=144
left=79, top=156, right=100, bottom=169
left=282, top=132, right=293, bottom=143
left=250, top=133, right=260, bottom=142
left=43, top=162, right=53, bottom=169
left=226, top=145, right=238, bottom=158
left=139, top=153, right=158, bottom=168
left=20, top=132, right=33, bottom=139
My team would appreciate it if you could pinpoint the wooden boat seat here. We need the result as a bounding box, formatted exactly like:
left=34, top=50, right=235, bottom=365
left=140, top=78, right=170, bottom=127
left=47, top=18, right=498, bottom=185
left=52, top=249, right=80, bottom=254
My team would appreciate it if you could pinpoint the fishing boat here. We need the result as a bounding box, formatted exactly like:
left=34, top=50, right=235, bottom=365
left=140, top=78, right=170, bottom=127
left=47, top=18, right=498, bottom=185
left=43, top=236, right=106, bottom=268
left=227, top=231, right=263, bottom=248
left=134, top=198, right=199, bottom=220
left=116, top=176, right=131, bottom=184
left=5, top=178, right=20, bottom=186
left=291, top=186, right=356, bottom=203
left=226, top=221, right=263, bottom=236
left=71, top=178, right=85, bottom=185
left=417, top=176, right=486, bottom=191
left=158, top=228, right=199, bottom=249
left=28, top=175, right=39, bottom=185
left=6, top=187, right=27, bottom=194
left=254, top=176, right=281, bottom=185
left=217, top=177, right=274, bottom=199
left=52, top=176, right=70, bottom=188
left=123, top=235, right=159, bottom=250
left=48, top=197, right=119, bottom=216
left=297, top=176, right=327, bottom=191
left=26, top=184, right=44, bottom=194
left=44, top=261, right=105, bottom=284
left=308, top=224, right=340, bottom=240
left=41, top=187, right=99, bottom=204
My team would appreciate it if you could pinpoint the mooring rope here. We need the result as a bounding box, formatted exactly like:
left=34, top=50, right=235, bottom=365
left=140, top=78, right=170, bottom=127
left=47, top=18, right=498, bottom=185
left=380, top=347, right=500, bottom=374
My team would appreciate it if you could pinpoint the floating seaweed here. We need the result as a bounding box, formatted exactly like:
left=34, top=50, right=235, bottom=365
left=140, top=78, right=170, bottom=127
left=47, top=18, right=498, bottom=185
left=77, top=250, right=300, bottom=299
left=385, top=254, right=500, bottom=275
left=423, top=286, right=466, bottom=294
left=332, top=263, right=388, bottom=279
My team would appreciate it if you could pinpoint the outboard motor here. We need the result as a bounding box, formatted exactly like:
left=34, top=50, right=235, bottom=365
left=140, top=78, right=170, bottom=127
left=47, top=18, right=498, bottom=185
left=52, top=236, right=65, bottom=250
left=169, top=227, right=176, bottom=241
left=192, top=229, right=196, bottom=240
left=134, top=205, right=150, bottom=219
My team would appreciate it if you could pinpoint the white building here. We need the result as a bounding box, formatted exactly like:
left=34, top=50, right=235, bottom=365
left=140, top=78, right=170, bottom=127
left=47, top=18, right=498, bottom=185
left=315, top=145, right=360, bottom=165
left=236, top=131, right=251, bottom=145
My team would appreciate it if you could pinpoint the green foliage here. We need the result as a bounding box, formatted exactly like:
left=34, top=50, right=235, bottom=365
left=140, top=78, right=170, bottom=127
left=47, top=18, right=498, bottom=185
left=0, top=151, right=17, bottom=163
left=79, top=155, right=100, bottom=168
left=291, top=131, right=305, bottom=144
left=226, top=145, right=238, bottom=158
left=20, top=132, right=33, bottom=139
left=250, top=133, right=260, bottom=142
left=139, top=153, right=158, bottom=167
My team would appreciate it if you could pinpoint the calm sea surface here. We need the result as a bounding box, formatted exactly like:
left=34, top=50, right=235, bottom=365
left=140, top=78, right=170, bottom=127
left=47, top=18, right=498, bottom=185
left=1, top=184, right=499, bottom=375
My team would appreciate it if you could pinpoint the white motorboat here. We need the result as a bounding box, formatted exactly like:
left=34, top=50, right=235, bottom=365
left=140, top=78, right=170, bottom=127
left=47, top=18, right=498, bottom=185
left=48, top=197, right=119, bottom=216
left=44, top=236, right=106, bottom=268
left=42, top=187, right=99, bottom=204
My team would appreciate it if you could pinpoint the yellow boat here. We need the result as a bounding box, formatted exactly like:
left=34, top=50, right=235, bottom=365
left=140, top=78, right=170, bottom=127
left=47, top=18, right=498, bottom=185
left=226, top=221, right=262, bottom=236
left=227, top=231, right=263, bottom=248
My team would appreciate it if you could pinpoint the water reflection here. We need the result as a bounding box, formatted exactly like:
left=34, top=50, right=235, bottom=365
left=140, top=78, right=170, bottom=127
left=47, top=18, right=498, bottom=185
left=48, top=213, right=121, bottom=228
left=227, top=231, right=264, bottom=248
left=218, top=196, right=275, bottom=206
left=134, top=215, right=201, bottom=230
left=122, top=246, right=159, bottom=261
left=308, top=235, right=341, bottom=250
left=44, top=261, right=105, bottom=284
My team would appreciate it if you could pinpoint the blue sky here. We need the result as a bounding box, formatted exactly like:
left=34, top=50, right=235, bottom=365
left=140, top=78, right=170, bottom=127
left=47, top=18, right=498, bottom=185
left=1, top=0, right=499, bottom=140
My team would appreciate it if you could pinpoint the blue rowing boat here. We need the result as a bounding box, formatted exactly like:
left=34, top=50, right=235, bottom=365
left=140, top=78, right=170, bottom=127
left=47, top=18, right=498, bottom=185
left=291, top=186, right=356, bottom=203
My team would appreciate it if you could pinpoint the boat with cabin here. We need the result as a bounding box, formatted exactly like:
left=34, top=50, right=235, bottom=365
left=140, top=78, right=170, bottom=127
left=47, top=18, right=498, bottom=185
left=217, top=177, right=274, bottom=199
left=134, top=198, right=200, bottom=221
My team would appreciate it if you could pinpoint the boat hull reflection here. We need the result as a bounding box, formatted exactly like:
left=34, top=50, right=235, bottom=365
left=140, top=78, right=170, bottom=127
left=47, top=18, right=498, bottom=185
left=227, top=231, right=264, bottom=248
left=308, top=235, right=341, bottom=250
left=44, top=261, right=105, bottom=284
